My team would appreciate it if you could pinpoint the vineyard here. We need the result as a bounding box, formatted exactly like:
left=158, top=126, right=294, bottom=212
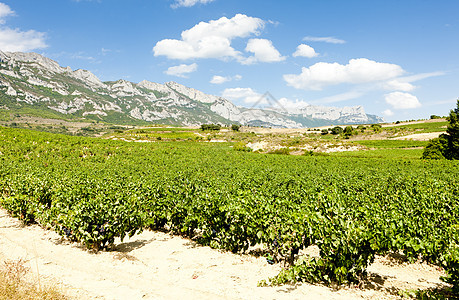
left=0, top=126, right=458, bottom=295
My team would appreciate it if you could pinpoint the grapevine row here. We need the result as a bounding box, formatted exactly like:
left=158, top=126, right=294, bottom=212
left=0, top=127, right=458, bottom=292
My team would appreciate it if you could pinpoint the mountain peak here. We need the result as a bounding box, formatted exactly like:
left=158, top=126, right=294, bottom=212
left=0, top=51, right=383, bottom=127
left=0, top=51, right=71, bottom=74
left=72, top=69, right=105, bottom=88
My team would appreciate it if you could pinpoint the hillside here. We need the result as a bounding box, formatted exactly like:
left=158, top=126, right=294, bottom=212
left=0, top=51, right=383, bottom=128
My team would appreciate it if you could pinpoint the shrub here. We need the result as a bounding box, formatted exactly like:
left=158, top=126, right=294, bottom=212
left=371, top=124, right=382, bottom=133
left=423, top=99, right=459, bottom=160
left=330, top=126, right=343, bottom=135
left=233, top=142, right=252, bottom=152
left=231, top=124, right=241, bottom=131
left=343, top=126, right=355, bottom=138
left=268, top=148, right=290, bottom=155
left=421, top=135, right=448, bottom=159
left=200, top=124, right=221, bottom=131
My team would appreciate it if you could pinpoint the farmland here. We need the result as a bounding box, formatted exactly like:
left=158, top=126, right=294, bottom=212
left=0, top=123, right=458, bottom=297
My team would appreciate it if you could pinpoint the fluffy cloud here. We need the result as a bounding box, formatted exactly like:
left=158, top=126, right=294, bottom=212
left=0, top=2, right=13, bottom=24
left=171, top=0, right=215, bottom=8
left=0, top=28, right=47, bottom=52
left=210, top=74, right=241, bottom=84
left=273, top=97, right=309, bottom=113
left=303, top=36, right=346, bottom=44
left=222, top=87, right=266, bottom=104
left=210, top=75, right=230, bottom=84
left=383, top=80, right=415, bottom=92
left=0, top=3, right=47, bottom=52
left=164, top=63, right=198, bottom=77
left=243, top=38, right=285, bottom=64
left=385, top=92, right=421, bottom=109
left=284, top=58, right=405, bottom=90
left=293, top=44, right=318, bottom=58
left=153, top=14, right=264, bottom=61
left=382, top=109, right=394, bottom=117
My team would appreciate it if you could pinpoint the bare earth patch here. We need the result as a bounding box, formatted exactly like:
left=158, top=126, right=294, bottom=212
left=392, top=132, right=442, bottom=141
left=0, top=208, right=449, bottom=299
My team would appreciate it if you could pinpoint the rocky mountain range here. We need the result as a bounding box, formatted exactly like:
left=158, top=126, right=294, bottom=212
left=0, top=51, right=383, bottom=127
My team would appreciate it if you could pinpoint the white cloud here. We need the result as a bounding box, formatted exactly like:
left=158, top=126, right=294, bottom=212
left=243, top=38, right=285, bottom=64
left=164, top=63, right=198, bottom=78
left=0, top=2, right=14, bottom=24
left=101, top=48, right=111, bottom=55
left=303, top=36, right=346, bottom=44
left=0, top=3, right=47, bottom=52
left=284, top=58, right=405, bottom=90
left=273, top=97, right=309, bottom=112
left=153, top=14, right=264, bottom=61
left=293, top=44, right=318, bottom=58
left=171, top=0, right=215, bottom=8
left=210, top=75, right=230, bottom=84
left=210, top=74, right=241, bottom=84
left=383, top=80, right=415, bottom=92
left=222, top=87, right=266, bottom=104
left=0, top=28, right=47, bottom=52
left=382, top=109, right=394, bottom=116
left=385, top=92, right=421, bottom=109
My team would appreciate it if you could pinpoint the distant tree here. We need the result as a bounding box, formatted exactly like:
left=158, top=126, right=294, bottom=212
left=231, top=124, right=241, bottom=131
left=200, top=124, right=221, bottom=131
left=321, top=129, right=329, bottom=135
left=446, top=99, right=459, bottom=159
left=422, top=99, right=459, bottom=160
left=331, top=126, right=343, bottom=135
left=430, top=115, right=442, bottom=119
left=343, top=126, right=354, bottom=138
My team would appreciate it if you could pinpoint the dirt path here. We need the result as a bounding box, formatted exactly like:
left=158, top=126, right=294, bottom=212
left=0, top=208, right=448, bottom=299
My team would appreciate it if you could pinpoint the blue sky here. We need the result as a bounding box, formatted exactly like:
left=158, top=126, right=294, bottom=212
left=1, top=0, right=458, bottom=121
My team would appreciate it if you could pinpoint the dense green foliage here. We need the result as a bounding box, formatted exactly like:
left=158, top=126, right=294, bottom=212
left=330, top=126, right=343, bottom=135
left=200, top=124, right=221, bottom=131
left=231, top=124, right=241, bottom=131
left=0, top=127, right=458, bottom=293
left=423, top=100, right=459, bottom=160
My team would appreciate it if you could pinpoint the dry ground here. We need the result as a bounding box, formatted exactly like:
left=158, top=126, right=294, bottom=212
left=0, top=208, right=449, bottom=300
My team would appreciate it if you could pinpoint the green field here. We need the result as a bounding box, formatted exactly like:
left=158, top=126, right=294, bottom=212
left=328, top=148, right=425, bottom=159
left=0, top=126, right=458, bottom=294
left=352, top=139, right=428, bottom=149
left=385, top=121, right=448, bottom=134
left=110, top=127, right=199, bottom=140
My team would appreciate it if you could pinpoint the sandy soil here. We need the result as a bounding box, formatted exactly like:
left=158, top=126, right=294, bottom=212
left=392, top=132, right=442, bottom=141
left=0, top=208, right=449, bottom=300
